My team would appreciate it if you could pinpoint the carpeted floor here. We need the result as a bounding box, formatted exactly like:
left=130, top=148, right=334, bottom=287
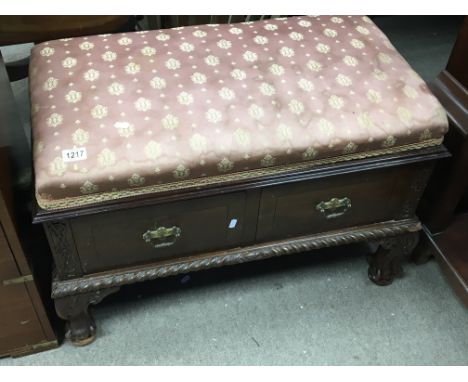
left=2, top=246, right=468, bottom=365
left=1, top=16, right=466, bottom=366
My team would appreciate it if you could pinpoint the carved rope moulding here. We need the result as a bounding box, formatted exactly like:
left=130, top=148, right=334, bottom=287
left=51, top=219, right=420, bottom=298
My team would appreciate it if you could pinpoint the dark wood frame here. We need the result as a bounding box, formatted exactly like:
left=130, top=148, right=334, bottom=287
left=0, top=51, right=58, bottom=357
left=420, top=71, right=468, bottom=233
left=34, top=144, right=447, bottom=345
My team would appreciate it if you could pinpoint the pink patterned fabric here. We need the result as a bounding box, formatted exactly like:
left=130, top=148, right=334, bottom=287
left=29, top=15, right=448, bottom=210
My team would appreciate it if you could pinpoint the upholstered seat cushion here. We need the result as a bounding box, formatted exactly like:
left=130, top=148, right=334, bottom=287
left=30, top=15, right=448, bottom=210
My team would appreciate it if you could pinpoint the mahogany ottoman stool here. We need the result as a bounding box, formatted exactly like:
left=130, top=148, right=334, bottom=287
left=29, top=16, right=448, bottom=345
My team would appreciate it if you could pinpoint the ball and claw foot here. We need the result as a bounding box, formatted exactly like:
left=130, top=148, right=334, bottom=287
left=367, top=232, right=419, bottom=286
left=64, top=309, right=97, bottom=346
left=55, top=287, right=119, bottom=346
left=367, top=249, right=403, bottom=286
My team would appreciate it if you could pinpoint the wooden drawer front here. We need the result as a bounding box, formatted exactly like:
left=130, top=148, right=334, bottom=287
left=71, top=192, right=247, bottom=273
left=257, top=166, right=414, bottom=242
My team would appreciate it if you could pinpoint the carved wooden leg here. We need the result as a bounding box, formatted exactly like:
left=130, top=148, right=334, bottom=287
left=412, top=231, right=435, bottom=265
left=367, top=232, right=419, bottom=286
left=54, top=287, right=119, bottom=346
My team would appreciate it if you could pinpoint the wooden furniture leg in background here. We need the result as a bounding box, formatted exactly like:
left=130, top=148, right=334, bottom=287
left=368, top=232, right=420, bottom=286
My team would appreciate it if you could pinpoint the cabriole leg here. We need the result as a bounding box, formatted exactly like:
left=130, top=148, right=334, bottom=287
left=54, top=287, right=119, bottom=346
left=367, top=232, right=419, bottom=286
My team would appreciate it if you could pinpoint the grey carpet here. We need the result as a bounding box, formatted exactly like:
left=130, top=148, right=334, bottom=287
left=2, top=247, right=468, bottom=365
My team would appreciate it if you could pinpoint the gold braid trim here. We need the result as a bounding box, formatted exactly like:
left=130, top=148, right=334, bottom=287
left=37, top=138, right=443, bottom=211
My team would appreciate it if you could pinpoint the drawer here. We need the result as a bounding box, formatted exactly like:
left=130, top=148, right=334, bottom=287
left=257, top=165, right=416, bottom=242
left=71, top=192, right=248, bottom=273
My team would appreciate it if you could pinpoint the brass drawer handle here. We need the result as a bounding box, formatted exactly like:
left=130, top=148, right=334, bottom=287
left=316, top=197, right=352, bottom=219
left=143, top=225, right=181, bottom=248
